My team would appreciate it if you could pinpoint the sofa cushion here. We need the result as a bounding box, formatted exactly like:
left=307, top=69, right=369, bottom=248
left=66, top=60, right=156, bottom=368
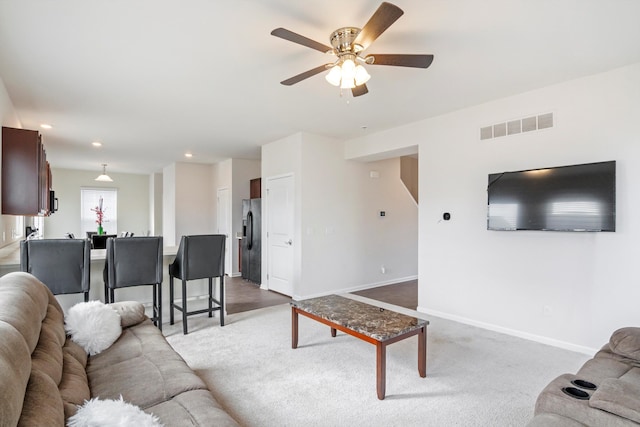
left=589, top=376, right=640, bottom=424
left=146, top=389, right=239, bottom=427
left=577, top=354, right=633, bottom=384
left=609, top=327, right=640, bottom=361
left=19, top=369, right=65, bottom=426
left=109, top=301, right=147, bottom=328
left=60, top=348, right=91, bottom=419
left=0, top=272, right=51, bottom=353
left=534, top=373, right=636, bottom=427
left=527, top=413, right=587, bottom=426
left=0, top=272, right=64, bottom=427
left=31, top=304, right=66, bottom=386
left=87, top=320, right=209, bottom=409
left=0, top=323, right=31, bottom=427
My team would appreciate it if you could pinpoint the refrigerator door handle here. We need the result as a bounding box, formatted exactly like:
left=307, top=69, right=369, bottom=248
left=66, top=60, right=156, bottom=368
left=247, top=211, right=253, bottom=250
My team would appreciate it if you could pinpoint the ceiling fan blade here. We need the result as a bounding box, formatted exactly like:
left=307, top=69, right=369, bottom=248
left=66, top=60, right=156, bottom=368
left=353, top=2, right=404, bottom=50
left=280, top=64, right=330, bottom=86
left=352, top=84, right=369, bottom=97
left=368, top=54, right=434, bottom=68
left=271, top=28, right=332, bottom=53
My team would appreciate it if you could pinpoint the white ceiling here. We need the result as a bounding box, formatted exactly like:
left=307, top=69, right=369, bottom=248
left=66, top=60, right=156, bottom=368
left=1, top=0, right=639, bottom=175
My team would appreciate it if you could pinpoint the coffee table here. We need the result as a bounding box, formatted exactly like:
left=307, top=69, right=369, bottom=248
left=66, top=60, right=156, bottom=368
left=291, top=294, right=428, bottom=400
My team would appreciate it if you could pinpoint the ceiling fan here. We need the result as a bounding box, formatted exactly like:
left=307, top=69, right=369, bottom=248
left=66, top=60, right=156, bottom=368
left=271, top=2, right=434, bottom=97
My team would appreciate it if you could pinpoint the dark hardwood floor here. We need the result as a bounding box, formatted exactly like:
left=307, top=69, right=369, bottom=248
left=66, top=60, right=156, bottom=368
left=352, top=279, right=418, bottom=310
left=225, top=276, right=418, bottom=313
left=226, top=276, right=290, bottom=314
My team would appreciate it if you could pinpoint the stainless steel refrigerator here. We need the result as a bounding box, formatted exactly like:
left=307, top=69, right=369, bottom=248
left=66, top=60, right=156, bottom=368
left=241, top=198, right=261, bottom=284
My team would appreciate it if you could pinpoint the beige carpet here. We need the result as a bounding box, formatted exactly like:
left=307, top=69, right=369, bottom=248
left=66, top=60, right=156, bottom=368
left=165, top=298, right=589, bottom=426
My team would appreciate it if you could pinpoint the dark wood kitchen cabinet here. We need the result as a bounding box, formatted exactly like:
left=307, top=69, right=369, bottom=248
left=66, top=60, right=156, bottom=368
left=2, top=126, right=52, bottom=216
left=250, top=178, right=261, bottom=199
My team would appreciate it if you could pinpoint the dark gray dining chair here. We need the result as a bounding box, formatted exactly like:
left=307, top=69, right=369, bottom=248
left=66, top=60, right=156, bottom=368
left=104, top=236, right=163, bottom=330
left=169, top=234, right=226, bottom=334
left=20, top=238, right=91, bottom=301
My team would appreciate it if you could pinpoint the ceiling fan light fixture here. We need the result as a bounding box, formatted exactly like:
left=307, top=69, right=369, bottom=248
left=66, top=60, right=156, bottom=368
left=341, top=59, right=356, bottom=80
left=95, top=163, right=113, bottom=182
left=325, top=65, right=342, bottom=86
left=354, top=64, right=371, bottom=86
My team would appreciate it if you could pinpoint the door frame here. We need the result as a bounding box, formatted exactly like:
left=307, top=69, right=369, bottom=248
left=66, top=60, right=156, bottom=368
left=216, top=186, right=232, bottom=276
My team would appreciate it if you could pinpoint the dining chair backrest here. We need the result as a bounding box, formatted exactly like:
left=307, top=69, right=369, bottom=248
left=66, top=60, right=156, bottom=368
left=171, top=234, right=225, bottom=281
left=20, top=238, right=91, bottom=300
left=105, top=236, right=163, bottom=288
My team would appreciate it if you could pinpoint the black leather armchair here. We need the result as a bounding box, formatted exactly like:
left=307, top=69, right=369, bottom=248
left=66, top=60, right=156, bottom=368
left=20, top=238, right=91, bottom=301
left=104, top=236, right=163, bottom=330
left=169, top=234, right=226, bottom=334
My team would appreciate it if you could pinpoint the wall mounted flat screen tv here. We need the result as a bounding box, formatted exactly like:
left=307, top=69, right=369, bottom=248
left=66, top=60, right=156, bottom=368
left=487, top=161, right=616, bottom=231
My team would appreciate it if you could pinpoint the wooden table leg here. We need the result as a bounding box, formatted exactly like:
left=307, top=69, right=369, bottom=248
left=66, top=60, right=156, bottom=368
left=376, top=342, right=386, bottom=400
left=291, top=307, right=298, bottom=349
left=331, top=327, right=337, bottom=337
left=418, top=325, right=427, bottom=377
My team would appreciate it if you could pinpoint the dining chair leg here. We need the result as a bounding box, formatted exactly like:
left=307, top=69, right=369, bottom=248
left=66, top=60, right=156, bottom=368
left=208, top=278, right=213, bottom=318
left=182, top=279, right=188, bottom=335
left=169, top=275, right=175, bottom=325
left=84, top=291, right=89, bottom=303
left=220, top=276, right=225, bottom=327
left=156, top=282, right=162, bottom=332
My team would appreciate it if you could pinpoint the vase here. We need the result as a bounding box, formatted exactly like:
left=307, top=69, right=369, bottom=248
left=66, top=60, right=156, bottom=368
left=97, top=225, right=104, bottom=235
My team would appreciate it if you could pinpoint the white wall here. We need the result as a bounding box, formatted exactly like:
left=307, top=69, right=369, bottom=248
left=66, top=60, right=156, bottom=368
left=149, top=172, right=163, bottom=236
left=44, top=168, right=150, bottom=239
left=262, top=132, right=418, bottom=299
left=162, top=163, right=177, bottom=245
left=170, top=162, right=215, bottom=245
left=345, top=62, right=640, bottom=353
left=0, top=76, right=24, bottom=248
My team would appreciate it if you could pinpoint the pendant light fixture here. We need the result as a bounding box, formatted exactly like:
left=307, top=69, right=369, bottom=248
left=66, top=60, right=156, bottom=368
left=95, top=164, right=113, bottom=182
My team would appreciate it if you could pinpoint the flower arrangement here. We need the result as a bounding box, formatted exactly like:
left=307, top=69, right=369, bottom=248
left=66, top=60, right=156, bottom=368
left=91, top=197, right=106, bottom=234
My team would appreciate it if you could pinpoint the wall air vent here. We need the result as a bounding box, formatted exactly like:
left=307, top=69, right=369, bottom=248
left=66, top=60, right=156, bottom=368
left=480, top=112, right=554, bottom=141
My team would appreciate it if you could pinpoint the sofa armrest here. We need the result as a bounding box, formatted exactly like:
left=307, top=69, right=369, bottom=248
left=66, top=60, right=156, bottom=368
left=589, top=377, right=640, bottom=424
left=108, top=301, right=147, bottom=328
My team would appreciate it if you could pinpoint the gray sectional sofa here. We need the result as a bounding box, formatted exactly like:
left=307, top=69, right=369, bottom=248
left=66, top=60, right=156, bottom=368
left=529, top=327, right=640, bottom=426
left=0, top=271, right=239, bottom=426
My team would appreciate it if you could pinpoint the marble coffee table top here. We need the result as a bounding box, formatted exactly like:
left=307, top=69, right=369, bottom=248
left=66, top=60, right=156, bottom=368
left=291, top=294, right=428, bottom=342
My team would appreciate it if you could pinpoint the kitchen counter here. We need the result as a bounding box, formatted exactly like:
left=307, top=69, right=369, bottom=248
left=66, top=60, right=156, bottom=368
left=0, top=241, right=178, bottom=267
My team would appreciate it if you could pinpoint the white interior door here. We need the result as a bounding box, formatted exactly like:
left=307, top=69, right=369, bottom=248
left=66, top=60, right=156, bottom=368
left=217, top=187, right=231, bottom=275
left=266, top=174, right=294, bottom=296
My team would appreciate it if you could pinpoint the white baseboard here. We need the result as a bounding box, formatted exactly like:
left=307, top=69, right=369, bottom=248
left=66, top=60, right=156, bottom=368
left=417, top=306, right=597, bottom=355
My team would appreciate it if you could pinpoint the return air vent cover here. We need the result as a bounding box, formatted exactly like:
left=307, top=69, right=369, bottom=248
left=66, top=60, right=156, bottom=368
left=481, top=112, right=554, bottom=141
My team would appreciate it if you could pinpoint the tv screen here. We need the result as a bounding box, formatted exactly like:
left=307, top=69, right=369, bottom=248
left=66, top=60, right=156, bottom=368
left=487, top=161, right=616, bottom=231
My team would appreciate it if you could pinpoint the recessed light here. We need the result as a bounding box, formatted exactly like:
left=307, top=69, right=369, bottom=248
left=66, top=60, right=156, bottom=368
left=185, top=153, right=193, bottom=158
left=40, top=124, right=52, bottom=129
left=92, top=141, right=102, bottom=147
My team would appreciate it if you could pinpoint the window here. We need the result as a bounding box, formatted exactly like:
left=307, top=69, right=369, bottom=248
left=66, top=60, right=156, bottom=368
left=81, top=188, right=118, bottom=237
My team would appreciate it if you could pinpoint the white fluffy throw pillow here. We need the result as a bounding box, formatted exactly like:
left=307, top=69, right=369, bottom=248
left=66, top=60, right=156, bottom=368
left=67, top=396, right=163, bottom=427
left=65, top=301, right=122, bottom=355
